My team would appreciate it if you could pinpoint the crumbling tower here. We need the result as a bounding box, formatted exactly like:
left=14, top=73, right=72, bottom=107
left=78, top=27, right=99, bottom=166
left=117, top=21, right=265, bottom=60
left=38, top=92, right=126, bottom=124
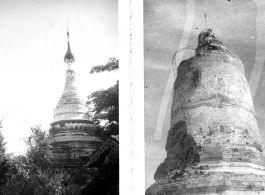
left=48, top=29, right=102, bottom=168
left=146, top=29, right=265, bottom=194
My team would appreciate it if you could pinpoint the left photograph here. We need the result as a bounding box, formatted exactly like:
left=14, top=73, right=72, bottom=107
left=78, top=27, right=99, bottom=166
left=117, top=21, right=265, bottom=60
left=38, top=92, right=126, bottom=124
left=0, top=0, right=118, bottom=194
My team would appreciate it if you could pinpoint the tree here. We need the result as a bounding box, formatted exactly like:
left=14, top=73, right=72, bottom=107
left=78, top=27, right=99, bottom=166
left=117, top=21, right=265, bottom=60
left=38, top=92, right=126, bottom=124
left=0, top=119, right=10, bottom=189
left=24, top=125, right=53, bottom=172
left=87, top=58, right=119, bottom=138
left=87, top=81, right=118, bottom=124
left=0, top=125, right=60, bottom=195
left=2, top=165, right=62, bottom=195
left=0, top=119, right=5, bottom=155
left=1, top=125, right=83, bottom=195
left=90, top=58, right=118, bottom=74
left=82, top=58, right=119, bottom=195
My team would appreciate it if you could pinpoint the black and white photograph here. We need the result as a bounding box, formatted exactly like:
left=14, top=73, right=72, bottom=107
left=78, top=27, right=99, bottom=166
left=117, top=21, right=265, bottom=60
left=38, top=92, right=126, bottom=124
left=4, top=0, right=265, bottom=194
left=145, top=0, right=265, bottom=194
left=0, top=0, right=118, bottom=194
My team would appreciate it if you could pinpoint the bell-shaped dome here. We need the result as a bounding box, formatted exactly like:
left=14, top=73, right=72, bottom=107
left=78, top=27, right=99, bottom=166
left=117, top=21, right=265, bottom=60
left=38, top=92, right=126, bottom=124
left=57, top=69, right=84, bottom=106
left=53, top=69, right=89, bottom=122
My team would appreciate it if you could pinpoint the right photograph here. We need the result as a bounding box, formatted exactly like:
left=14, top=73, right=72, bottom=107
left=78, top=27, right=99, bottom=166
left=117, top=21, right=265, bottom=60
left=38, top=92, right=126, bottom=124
left=145, top=0, right=265, bottom=194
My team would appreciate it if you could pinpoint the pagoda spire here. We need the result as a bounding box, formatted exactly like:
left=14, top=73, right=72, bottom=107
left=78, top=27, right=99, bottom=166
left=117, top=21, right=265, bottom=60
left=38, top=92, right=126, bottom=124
left=64, top=20, right=75, bottom=68
left=48, top=21, right=102, bottom=169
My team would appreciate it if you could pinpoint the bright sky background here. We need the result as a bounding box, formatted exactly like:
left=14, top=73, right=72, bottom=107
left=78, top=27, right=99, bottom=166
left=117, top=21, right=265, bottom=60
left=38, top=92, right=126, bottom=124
left=145, top=0, right=265, bottom=189
left=0, top=0, right=118, bottom=155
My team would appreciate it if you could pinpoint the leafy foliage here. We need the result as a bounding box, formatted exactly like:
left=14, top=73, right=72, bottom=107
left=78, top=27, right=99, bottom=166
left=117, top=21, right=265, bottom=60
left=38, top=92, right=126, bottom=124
left=0, top=126, right=60, bottom=195
left=0, top=56, right=120, bottom=194
left=0, top=125, right=88, bottom=195
left=2, top=166, right=61, bottom=195
left=87, top=81, right=119, bottom=124
left=90, top=57, right=118, bottom=74
left=24, top=126, right=53, bottom=172
left=0, top=119, right=11, bottom=189
left=0, top=119, right=5, bottom=154
left=83, top=59, right=119, bottom=195
left=87, top=58, right=119, bottom=139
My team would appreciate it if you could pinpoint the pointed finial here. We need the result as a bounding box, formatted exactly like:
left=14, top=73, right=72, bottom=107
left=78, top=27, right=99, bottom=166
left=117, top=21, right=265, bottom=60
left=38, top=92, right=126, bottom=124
left=205, top=13, right=207, bottom=29
left=64, top=17, right=75, bottom=67
left=67, top=16, right=69, bottom=40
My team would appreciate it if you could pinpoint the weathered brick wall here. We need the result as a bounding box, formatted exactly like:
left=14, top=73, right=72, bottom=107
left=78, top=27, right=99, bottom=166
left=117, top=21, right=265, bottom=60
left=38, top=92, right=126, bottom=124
left=49, top=122, right=102, bottom=162
left=154, top=51, right=264, bottom=180
left=147, top=30, right=265, bottom=195
left=148, top=169, right=265, bottom=194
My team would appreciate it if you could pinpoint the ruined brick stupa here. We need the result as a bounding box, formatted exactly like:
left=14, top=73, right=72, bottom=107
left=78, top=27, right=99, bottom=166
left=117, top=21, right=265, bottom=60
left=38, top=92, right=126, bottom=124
left=48, top=30, right=102, bottom=168
left=146, top=29, right=265, bottom=194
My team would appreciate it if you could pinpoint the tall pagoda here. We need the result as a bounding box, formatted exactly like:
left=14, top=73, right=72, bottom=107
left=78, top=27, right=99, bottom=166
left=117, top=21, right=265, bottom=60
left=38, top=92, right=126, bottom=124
left=48, top=29, right=102, bottom=168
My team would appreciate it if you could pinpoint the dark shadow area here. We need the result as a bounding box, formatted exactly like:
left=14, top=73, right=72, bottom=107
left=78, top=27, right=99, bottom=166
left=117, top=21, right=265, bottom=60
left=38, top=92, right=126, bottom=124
left=154, top=121, right=200, bottom=180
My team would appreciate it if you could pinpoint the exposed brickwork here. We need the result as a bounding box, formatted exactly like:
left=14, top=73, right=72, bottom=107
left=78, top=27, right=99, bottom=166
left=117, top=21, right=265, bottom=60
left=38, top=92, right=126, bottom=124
left=147, top=30, right=265, bottom=194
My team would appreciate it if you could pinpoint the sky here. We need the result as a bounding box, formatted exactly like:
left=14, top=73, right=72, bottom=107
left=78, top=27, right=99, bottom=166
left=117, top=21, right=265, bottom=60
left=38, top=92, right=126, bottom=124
left=0, top=0, right=118, bottom=155
left=145, top=0, right=265, bottom=189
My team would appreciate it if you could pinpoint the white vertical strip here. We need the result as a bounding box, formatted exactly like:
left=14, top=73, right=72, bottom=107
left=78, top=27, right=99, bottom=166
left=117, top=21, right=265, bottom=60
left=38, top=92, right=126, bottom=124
left=132, top=0, right=144, bottom=194
left=154, top=0, right=195, bottom=140
left=119, top=0, right=132, bottom=194
left=248, top=1, right=265, bottom=98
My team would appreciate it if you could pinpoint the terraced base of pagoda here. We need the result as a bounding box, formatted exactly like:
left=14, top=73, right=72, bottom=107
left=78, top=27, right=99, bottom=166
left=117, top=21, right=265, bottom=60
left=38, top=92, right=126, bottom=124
left=146, top=161, right=265, bottom=195
left=49, top=120, right=103, bottom=167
